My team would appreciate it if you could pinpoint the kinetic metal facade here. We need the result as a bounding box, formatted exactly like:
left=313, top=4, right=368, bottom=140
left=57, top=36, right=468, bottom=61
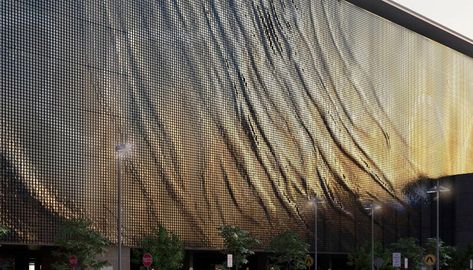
left=1, top=0, right=473, bottom=251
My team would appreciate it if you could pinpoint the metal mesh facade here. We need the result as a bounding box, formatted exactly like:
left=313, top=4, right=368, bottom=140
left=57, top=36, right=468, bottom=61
left=1, top=0, right=473, bottom=252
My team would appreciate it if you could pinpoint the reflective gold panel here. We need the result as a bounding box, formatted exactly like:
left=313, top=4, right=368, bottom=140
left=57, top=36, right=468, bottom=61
left=1, top=0, right=472, bottom=251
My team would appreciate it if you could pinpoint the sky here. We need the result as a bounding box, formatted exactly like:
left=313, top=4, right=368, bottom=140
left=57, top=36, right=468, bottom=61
left=392, top=0, right=473, bottom=40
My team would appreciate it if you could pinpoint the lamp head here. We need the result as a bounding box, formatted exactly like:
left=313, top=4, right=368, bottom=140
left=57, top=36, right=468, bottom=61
left=116, top=143, right=133, bottom=158
left=308, top=196, right=325, bottom=206
left=364, top=203, right=381, bottom=211
left=426, top=185, right=450, bottom=194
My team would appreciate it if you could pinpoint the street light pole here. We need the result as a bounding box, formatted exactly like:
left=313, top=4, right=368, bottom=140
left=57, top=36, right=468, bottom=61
left=117, top=155, right=122, bottom=270
left=427, top=182, right=450, bottom=270
left=364, top=203, right=380, bottom=270
left=314, top=197, right=318, bottom=270
left=115, top=143, right=132, bottom=270
left=309, top=197, right=324, bottom=270
left=371, top=206, right=374, bottom=270
left=436, top=182, right=439, bottom=270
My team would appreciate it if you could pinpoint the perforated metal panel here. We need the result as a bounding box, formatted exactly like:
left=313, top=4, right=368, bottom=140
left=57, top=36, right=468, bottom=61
left=1, top=0, right=472, bottom=252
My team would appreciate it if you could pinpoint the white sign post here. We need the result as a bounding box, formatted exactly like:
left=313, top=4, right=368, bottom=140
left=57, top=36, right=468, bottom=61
left=227, top=254, right=233, bottom=268
left=470, top=258, right=472, bottom=269
left=392, top=252, right=401, bottom=268
left=404, top=258, right=408, bottom=269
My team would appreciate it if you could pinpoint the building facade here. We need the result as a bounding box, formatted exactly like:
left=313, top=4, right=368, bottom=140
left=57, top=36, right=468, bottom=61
left=1, top=0, right=473, bottom=269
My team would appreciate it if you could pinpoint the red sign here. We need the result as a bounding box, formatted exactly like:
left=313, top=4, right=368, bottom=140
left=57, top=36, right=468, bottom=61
left=69, top=255, right=78, bottom=268
left=143, top=253, right=153, bottom=268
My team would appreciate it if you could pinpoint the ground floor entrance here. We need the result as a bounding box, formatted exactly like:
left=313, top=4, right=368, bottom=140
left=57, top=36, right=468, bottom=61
left=0, top=245, right=56, bottom=270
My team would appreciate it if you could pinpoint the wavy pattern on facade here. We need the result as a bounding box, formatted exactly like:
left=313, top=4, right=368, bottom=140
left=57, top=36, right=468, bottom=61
left=1, top=0, right=473, bottom=249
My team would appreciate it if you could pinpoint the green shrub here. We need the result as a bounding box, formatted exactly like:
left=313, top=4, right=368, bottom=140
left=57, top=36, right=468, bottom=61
left=133, top=226, right=184, bottom=270
left=388, top=238, right=422, bottom=270
left=218, top=225, right=260, bottom=270
left=268, top=230, right=309, bottom=270
left=52, top=218, right=110, bottom=270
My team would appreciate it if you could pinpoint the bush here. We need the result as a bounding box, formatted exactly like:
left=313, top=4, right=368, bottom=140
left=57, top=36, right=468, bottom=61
left=218, top=225, right=260, bottom=270
left=132, top=226, right=184, bottom=270
left=424, top=238, right=455, bottom=268
left=0, top=225, right=9, bottom=238
left=348, top=237, right=456, bottom=270
left=52, top=218, right=110, bottom=270
left=388, top=238, right=422, bottom=270
left=347, top=241, right=392, bottom=270
left=452, top=244, right=473, bottom=269
left=268, top=231, right=309, bottom=270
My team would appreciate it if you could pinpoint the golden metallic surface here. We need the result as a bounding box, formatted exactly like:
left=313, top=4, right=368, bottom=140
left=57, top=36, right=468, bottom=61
left=0, top=0, right=472, bottom=249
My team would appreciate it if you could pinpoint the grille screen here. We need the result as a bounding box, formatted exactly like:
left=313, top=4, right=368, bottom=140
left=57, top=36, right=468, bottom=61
left=1, top=0, right=472, bottom=251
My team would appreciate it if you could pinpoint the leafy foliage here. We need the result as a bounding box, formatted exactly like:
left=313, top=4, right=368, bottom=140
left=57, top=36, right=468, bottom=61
left=452, top=244, right=473, bottom=269
left=348, top=238, right=456, bottom=270
left=0, top=225, right=9, bottom=238
left=133, top=226, right=184, bottom=270
left=389, top=238, right=422, bottom=270
left=347, top=244, right=370, bottom=270
left=424, top=238, right=455, bottom=268
left=268, top=231, right=309, bottom=270
left=347, top=241, right=393, bottom=270
left=52, top=218, right=110, bottom=270
left=218, top=225, right=260, bottom=270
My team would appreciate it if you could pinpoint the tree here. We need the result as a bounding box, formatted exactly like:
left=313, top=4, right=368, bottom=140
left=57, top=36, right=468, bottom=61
left=424, top=238, right=455, bottom=268
left=347, top=241, right=393, bottom=270
left=452, top=244, right=473, bottom=269
left=133, top=226, right=184, bottom=270
left=52, top=218, right=110, bottom=270
left=218, top=225, right=260, bottom=270
left=0, top=225, right=13, bottom=268
left=347, top=244, right=370, bottom=270
left=268, top=230, right=309, bottom=270
left=388, top=238, right=423, bottom=270
left=0, top=225, right=9, bottom=238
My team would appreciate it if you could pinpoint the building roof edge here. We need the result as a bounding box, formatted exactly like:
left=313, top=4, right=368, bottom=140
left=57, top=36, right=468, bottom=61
left=345, top=0, right=473, bottom=58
